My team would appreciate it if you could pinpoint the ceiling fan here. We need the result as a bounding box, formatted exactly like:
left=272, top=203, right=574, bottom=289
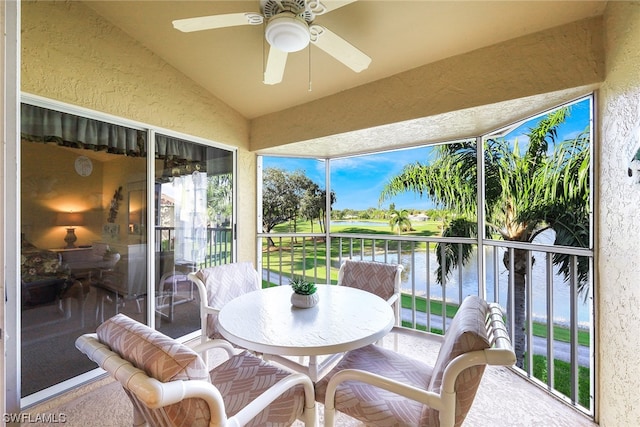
left=172, top=0, right=371, bottom=85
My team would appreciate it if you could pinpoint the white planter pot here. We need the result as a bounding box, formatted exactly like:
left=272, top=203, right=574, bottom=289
left=291, top=292, right=320, bottom=309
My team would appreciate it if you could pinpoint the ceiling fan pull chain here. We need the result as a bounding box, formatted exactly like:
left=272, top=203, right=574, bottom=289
left=308, top=43, right=312, bottom=92
left=262, top=21, right=267, bottom=82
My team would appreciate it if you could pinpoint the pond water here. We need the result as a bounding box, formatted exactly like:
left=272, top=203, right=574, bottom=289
left=330, top=225, right=590, bottom=326
left=373, top=248, right=590, bottom=327
left=331, top=220, right=387, bottom=227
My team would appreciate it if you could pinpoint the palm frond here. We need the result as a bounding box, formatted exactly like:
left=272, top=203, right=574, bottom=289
left=435, top=218, right=477, bottom=283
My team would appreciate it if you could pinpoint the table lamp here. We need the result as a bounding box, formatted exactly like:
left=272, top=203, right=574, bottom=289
left=56, top=211, right=85, bottom=248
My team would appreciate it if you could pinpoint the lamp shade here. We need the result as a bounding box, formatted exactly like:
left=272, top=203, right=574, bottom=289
left=129, top=210, right=142, bottom=224
left=56, top=212, right=85, bottom=227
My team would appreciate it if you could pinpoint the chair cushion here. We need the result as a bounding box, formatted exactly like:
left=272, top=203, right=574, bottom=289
left=340, top=260, right=400, bottom=301
left=97, top=314, right=211, bottom=427
left=210, top=350, right=306, bottom=427
left=315, top=344, right=434, bottom=426
left=97, top=313, right=209, bottom=382
left=422, top=295, right=491, bottom=426
left=195, top=262, right=260, bottom=339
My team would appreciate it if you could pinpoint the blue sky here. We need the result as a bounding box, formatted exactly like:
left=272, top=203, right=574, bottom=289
left=262, top=98, right=591, bottom=211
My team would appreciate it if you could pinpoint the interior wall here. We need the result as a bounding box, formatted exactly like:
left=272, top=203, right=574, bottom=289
left=101, top=156, right=148, bottom=247
left=21, top=142, right=106, bottom=249
left=20, top=1, right=257, bottom=263
left=598, top=2, right=640, bottom=425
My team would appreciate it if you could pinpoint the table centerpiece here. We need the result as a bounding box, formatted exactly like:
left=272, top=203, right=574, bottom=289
left=290, top=276, right=319, bottom=308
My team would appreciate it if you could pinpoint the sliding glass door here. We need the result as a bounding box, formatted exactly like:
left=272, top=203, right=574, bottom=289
left=20, top=103, right=149, bottom=398
left=18, top=100, right=236, bottom=405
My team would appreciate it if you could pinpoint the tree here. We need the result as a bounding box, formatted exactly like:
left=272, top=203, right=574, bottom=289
left=262, top=168, right=296, bottom=237
left=379, top=106, right=590, bottom=368
left=300, top=183, right=336, bottom=233
left=389, top=208, right=412, bottom=234
left=206, top=174, right=232, bottom=226
left=262, top=167, right=335, bottom=244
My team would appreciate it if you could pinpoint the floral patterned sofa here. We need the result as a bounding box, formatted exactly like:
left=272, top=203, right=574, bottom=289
left=21, top=236, right=70, bottom=309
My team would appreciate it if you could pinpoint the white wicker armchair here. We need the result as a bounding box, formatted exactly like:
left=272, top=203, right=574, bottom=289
left=337, top=259, right=403, bottom=325
left=315, top=295, right=516, bottom=427
left=76, top=313, right=316, bottom=427
left=187, top=262, right=261, bottom=345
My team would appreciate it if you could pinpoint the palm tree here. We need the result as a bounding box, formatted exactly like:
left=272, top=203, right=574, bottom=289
left=379, top=107, right=590, bottom=368
left=389, top=208, right=412, bottom=235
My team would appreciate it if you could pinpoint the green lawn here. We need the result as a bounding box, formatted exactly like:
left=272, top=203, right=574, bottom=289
left=275, top=219, right=442, bottom=237
left=401, top=295, right=590, bottom=347
left=265, top=220, right=442, bottom=280
left=528, top=355, right=590, bottom=409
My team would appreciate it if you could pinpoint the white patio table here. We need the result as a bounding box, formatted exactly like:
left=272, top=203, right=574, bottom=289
left=217, top=284, right=394, bottom=382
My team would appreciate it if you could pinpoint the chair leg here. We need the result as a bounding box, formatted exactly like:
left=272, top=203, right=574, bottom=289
left=78, top=294, right=85, bottom=329
left=304, top=402, right=318, bottom=427
left=323, top=406, right=336, bottom=427
left=132, top=406, right=146, bottom=427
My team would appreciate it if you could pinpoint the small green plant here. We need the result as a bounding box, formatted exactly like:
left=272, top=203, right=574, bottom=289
left=290, top=276, right=317, bottom=295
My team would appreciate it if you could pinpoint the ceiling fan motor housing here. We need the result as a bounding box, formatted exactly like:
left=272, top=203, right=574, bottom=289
left=261, top=0, right=315, bottom=22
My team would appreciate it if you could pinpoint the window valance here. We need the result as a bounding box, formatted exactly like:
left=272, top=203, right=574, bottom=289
left=21, top=103, right=228, bottom=176
left=21, top=103, right=145, bottom=156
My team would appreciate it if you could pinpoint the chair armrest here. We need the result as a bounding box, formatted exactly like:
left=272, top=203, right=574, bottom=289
left=232, top=372, right=316, bottom=427
left=386, top=292, right=400, bottom=306
left=437, top=303, right=516, bottom=396
left=487, top=303, right=515, bottom=352
left=324, top=368, right=443, bottom=412
left=76, top=333, right=231, bottom=426
left=187, top=272, right=222, bottom=316
left=188, top=272, right=217, bottom=343
left=190, top=338, right=237, bottom=358
left=187, top=272, right=212, bottom=309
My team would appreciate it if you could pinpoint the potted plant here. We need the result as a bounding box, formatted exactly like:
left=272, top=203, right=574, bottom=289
left=290, top=276, right=319, bottom=308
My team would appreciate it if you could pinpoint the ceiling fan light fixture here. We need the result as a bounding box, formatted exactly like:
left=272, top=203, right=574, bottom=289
left=265, top=12, right=310, bottom=52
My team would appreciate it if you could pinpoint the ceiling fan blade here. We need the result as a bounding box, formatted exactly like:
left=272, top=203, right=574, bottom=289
left=172, top=13, right=263, bottom=33
left=310, top=26, right=371, bottom=73
left=264, top=47, right=288, bottom=85
left=316, top=0, right=358, bottom=14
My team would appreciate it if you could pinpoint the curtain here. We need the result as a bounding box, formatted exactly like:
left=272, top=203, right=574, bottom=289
left=173, top=171, right=208, bottom=264
left=21, top=103, right=144, bottom=155
left=156, top=134, right=208, bottom=178
left=21, top=104, right=208, bottom=167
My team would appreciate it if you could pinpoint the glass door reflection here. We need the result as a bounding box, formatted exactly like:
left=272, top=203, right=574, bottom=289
left=154, top=135, right=234, bottom=338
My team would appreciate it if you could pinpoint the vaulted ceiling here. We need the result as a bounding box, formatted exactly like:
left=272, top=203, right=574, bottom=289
left=84, top=1, right=607, bottom=157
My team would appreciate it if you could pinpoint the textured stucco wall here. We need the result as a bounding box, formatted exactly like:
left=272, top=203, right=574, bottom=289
left=251, top=17, right=604, bottom=151
left=598, top=2, right=640, bottom=425
left=15, top=1, right=640, bottom=423
left=21, top=1, right=257, bottom=263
